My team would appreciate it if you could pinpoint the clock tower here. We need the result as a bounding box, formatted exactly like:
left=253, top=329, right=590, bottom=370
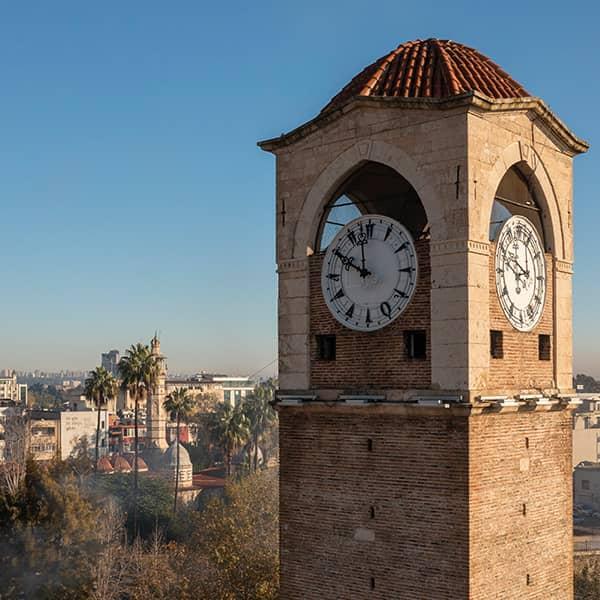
left=259, top=39, right=588, bottom=599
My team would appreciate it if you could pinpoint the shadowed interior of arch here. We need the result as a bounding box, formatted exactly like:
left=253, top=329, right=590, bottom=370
left=490, top=164, right=547, bottom=247
left=317, top=161, right=429, bottom=251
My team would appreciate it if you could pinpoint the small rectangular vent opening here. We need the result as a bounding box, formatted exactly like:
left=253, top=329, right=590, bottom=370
left=316, top=334, right=336, bottom=361
left=405, top=330, right=426, bottom=359
left=539, top=334, right=551, bottom=361
left=490, top=330, right=504, bottom=359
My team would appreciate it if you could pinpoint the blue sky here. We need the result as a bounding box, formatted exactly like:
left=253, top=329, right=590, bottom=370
left=0, top=1, right=598, bottom=376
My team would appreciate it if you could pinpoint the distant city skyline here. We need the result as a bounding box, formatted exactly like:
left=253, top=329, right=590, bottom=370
left=1, top=2, right=598, bottom=378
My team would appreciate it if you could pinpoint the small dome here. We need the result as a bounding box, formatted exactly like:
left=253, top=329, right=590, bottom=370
left=124, top=453, right=148, bottom=472
left=163, top=441, right=192, bottom=468
left=322, top=39, right=529, bottom=114
left=97, top=456, right=114, bottom=474
left=112, top=455, right=132, bottom=472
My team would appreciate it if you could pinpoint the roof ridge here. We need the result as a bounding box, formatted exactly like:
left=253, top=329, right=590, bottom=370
left=359, top=41, right=413, bottom=97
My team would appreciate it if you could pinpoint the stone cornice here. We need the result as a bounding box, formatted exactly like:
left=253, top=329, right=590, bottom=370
left=257, top=91, right=589, bottom=156
left=554, top=258, right=574, bottom=274
left=277, top=258, right=308, bottom=275
left=430, top=239, right=490, bottom=257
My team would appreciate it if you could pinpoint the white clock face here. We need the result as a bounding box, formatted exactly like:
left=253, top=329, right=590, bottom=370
left=495, top=215, right=546, bottom=332
left=321, top=215, right=418, bottom=332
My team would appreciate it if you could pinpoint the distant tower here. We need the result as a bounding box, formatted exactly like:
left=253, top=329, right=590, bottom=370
left=146, top=334, right=168, bottom=450
left=101, top=349, right=120, bottom=376
left=260, top=39, right=588, bottom=599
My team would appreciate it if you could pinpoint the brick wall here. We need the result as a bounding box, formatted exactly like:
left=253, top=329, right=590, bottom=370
left=469, top=410, right=572, bottom=599
left=278, top=406, right=572, bottom=600
left=488, top=245, right=554, bottom=390
left=279, top=407, right=469, bottom=600
left=309, top=240, right=431, bottom=389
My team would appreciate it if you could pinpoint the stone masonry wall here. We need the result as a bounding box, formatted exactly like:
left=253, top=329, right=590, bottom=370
left=487, top=247, right=555, bottom=392
left=469, top=410, right=573, bottom=599
left=309, top=240, right=431, bottom=390
left=278, top=407, right=469, bottom=600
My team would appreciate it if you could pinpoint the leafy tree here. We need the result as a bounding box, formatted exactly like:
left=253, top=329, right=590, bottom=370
left=118, top=342, right=160, bottom=493
left=84, top=366, right=117, bottom=472
left=0, top=459, right=99, bottom=598
left=189, top=469, right=279, bottom=599
left=575, top=555, right=600, bottom=599
left=209, top=402, right=250, bottom=477
left=28, top=383, right=64, bottom=409
left=243, top=380, right=276, bottom=472
left=93, top=473, right=175, bottom=541
left=163, top=387, right=194, bottom=511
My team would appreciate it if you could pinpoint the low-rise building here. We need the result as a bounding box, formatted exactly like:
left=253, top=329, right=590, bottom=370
left=60, top=409, right=108, bottom=460
left=0, top=371, right=27, bottom=405
left=165, top=374, right=255, bottom=408
left=573, top=394, right=600, bottom=466
left=28, top=410, right=60, bottom=461
left=574, top=462, right=600, bottom=510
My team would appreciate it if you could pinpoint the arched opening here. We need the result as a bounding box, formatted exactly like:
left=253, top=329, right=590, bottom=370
left=489, top=164, right=547, bottom=247
left=317, top=161, right=429, bottom=251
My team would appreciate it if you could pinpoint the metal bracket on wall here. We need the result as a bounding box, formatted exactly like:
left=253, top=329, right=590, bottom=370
left=338, top=395, right=385, bottom=405
left=277, top=395, right=317, bottom=406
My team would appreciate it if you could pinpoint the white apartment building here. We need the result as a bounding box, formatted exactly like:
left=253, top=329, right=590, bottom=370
left=0, top=371, right=27, bottom=405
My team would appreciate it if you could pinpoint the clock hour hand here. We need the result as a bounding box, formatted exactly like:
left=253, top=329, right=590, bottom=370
left=334, top=249, right=370, bottom=277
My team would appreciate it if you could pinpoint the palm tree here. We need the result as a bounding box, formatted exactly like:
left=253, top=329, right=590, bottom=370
left=209, top=402, right=250, bottom=477
left=118, top=343, right=160, bottom=493
left=163, top=387, right=194, bottom=511
left=84, top=366, right=117, bottom=473
left=243, top=382, right=276, bottom=472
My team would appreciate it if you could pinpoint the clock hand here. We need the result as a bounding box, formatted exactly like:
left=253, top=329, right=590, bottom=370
left=334, top=249, right=371, bottom=277
left=359, top=237, right=367, bottom=278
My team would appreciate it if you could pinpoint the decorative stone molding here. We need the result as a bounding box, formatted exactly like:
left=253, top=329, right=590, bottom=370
left=430, top=239, right=490, bottom=257
left=277, top=258, right=309, bottom=275
left=554, top=258, right=573, bottom=274
left=482, top=141, right=566, bottom=260
left=291, top=139, right=440, bottom=259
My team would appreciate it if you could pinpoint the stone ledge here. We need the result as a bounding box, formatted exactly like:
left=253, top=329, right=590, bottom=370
left=554, top=258, right=574, bottom=274
left=277, top=258, right=309, bottom=275
left=430, top=239, right=490, bottom=257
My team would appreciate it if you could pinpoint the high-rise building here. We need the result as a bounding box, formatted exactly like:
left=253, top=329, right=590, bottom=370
left=101, top=350, right=120, bottom=376
left=260, top=38, right=588, bottom=599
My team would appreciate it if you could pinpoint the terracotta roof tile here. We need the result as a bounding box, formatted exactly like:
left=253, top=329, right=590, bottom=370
left=321, top=39, right=529, bottom=114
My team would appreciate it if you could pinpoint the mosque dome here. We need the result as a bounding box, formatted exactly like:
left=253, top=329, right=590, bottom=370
left=163, top=441, right=192, bottom=468
left=97, top=456, right=114, bottom=474
left=321, top=39, right=529, bottom=114
left=124, top=453, right=148, bottom=472
left=112, top=455, right=132, bottom=473
left=162, top=440, right=193, bottom=487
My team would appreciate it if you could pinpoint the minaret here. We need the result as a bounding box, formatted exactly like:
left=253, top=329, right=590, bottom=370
left=146, top=333, right=168, bottom=450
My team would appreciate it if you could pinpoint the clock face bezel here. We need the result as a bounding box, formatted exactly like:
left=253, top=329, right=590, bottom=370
left=494, top=214, right=547, bottom=332
left=320, top=214, right=418, bottom=332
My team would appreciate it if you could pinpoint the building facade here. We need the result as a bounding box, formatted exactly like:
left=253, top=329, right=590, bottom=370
left=260, top=38, right=587, bottom=599
left=0, top=371, right=27, bottom=405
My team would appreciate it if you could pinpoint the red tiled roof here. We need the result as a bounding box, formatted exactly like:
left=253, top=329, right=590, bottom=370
left=97, top=456, right=113, bottom=473
left=321, top=39, right=529, bottom=114
left=192, top=473, right=226, bottom=489
left=112, top=455, right=132, bottom=472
